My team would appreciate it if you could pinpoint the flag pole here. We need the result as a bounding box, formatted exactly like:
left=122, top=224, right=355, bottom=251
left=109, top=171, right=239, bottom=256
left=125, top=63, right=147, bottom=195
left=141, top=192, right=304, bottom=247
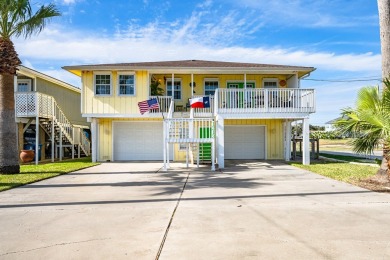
left=157, top=97, right=164, bottom=120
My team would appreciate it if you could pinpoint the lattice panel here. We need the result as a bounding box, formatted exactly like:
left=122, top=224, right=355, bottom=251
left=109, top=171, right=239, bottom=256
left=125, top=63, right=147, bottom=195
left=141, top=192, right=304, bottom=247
left=15, top=93, right=36, bottom=116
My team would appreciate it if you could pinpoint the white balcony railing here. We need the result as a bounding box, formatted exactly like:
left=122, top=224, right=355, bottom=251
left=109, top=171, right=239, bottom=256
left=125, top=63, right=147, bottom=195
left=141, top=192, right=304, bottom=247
left=149, top=96, right=172, bottom=114
left=193, top=95, right=214, bottom=117
left=214, top=88, right=315, bottom=114
left=165, top=118, right=215, bottom=143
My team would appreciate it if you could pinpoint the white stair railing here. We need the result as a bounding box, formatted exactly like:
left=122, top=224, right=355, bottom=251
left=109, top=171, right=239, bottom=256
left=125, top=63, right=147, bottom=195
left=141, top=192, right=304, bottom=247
left=15, top=92, right=91, bottom=156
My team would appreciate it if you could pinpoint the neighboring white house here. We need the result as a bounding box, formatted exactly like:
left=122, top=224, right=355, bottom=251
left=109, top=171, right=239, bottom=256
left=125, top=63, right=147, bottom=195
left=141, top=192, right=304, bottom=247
left=15, top=66, right=91, bottom=164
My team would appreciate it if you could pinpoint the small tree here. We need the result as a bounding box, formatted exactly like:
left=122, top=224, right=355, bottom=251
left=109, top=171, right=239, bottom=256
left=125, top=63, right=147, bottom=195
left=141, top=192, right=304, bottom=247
left=335, top=82, right=390, bottom=179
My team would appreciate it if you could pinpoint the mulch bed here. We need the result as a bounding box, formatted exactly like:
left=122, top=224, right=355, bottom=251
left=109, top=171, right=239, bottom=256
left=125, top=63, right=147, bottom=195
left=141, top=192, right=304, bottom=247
left=353, top=175, right=390, bottom=193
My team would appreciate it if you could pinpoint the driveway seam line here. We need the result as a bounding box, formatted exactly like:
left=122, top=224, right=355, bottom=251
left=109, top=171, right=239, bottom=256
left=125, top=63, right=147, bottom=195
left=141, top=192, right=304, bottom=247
left=155, top=171, right=190, bottom=260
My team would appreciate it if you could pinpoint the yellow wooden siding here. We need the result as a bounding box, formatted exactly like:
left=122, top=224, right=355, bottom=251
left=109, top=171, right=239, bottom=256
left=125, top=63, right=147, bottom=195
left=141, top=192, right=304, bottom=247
left=97, top=118, right=162, bottom=161
left=35, top=78, right=87, bottom=127
left=83, top=72, right=287, bottom=114
left=82, top=71, right=149, bottom=114
left=225, top=119, right=284, bottom=159
left=175, top=144, right=187, bottom=161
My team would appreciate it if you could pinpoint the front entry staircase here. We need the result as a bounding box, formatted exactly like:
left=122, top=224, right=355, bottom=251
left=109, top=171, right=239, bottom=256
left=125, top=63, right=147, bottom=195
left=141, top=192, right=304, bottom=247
left=15, top=92, right=91, bottom=162
left=163, top=100, right=216, bottom=171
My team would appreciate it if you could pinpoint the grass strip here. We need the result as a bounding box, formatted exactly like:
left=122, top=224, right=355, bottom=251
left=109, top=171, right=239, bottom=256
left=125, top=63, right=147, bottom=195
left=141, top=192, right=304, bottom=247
left=289, top=160, right=378, bottom=183
left=0, top=157, right=99, bottom=192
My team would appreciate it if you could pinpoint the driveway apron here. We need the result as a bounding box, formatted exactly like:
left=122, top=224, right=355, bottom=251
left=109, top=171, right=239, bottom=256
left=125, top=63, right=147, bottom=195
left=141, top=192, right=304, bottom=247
left=0, top=161, right=390, bottom=259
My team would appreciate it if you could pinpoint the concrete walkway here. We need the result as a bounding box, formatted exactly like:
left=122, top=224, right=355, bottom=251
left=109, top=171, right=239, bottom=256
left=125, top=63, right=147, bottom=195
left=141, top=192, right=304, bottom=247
left=0, top=161, right=389, bottom=259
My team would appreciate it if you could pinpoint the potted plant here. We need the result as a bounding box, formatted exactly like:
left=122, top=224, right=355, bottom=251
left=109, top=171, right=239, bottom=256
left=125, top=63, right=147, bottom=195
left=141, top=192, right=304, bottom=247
left=150, top=77, right=164, bottom=96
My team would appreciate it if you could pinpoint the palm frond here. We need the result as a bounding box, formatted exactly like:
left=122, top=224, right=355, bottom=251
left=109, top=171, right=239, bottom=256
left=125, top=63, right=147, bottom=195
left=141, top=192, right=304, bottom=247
left=0, top=0, right=60, bottom=39
left=16, top=3, right=60, bottom=38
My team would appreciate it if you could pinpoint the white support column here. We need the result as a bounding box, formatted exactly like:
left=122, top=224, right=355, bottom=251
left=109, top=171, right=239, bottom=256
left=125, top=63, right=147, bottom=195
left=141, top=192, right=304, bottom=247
left=59, top=127, right=63, bottom=161
left=35, top=116, right=39, bottom=165
left=72, top=130, right=75, bottom=159
left=167, top=142, right=170, bottom=169
left=302, top=118, right=310, bottom=165
left=186, top=143, right=189, bottom=168
left=171, top=73, right=175, bottom=101
left=163, top=121, right=167, bottom=171
left=191, top=73, right=194, bottom=98
left=51, top=98, right=55, bottom=162
left=91, top=118, right=98, bottom=163
left=217, top=117, right=224, bottom=169
left=211, top=141, right=216, bottom=171
left=285, top=120, right=292, bottom=161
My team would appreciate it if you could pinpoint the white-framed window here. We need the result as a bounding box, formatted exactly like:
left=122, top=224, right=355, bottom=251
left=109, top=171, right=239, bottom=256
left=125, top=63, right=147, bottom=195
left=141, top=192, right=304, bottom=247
left=118, top=73, right=135, bottom=96
left=204, top=79, right=219, bottom=96
left=166, top=79, right=182, bottom=100
left=94, top=72, right=112, bottom=96
left=263, top=78, right=278, bottom=88
left=17, top=79, right=32, bottom=92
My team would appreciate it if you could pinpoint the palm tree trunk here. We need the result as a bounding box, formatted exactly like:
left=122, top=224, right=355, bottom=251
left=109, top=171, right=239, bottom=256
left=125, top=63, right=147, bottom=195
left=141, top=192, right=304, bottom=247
left=378, top=0, right=390, bottom=81
left=377, top=0, right=390, bottom=178
left=0, top=73, right=20, bottom=173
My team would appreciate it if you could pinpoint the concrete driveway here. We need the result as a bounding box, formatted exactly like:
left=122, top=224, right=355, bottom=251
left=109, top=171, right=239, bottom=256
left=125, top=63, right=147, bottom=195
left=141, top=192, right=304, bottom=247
left=0, top=161, right=389, bottom=259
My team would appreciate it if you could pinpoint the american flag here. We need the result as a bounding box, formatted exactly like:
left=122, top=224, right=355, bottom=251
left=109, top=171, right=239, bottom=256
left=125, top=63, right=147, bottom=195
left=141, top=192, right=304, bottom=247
left=138, top=98, right=160, bottom=114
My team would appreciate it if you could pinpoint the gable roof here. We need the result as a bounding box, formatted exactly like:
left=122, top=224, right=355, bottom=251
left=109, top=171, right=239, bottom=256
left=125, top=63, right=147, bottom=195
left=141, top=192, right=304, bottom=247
left=17, top=65, right=80, bottom=93
left=63, top=60, right=316, bottom=78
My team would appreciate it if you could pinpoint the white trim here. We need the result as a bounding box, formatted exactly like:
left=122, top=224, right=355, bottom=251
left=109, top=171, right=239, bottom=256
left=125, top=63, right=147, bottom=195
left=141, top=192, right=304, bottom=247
left=93, top=71, right=113, bottom=96
left=117, top=72, right=136, bottom=96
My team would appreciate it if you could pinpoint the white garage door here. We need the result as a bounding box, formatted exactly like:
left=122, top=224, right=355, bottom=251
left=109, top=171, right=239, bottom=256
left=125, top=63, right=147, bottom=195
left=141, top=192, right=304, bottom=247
left=225, top=125, right=266, bottom=159
left=113, top=122, right=171, bottom=161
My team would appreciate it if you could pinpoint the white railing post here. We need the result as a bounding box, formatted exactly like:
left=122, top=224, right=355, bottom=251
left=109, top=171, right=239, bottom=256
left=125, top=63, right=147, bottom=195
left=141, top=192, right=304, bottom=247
left=51, top=97, right=55, bottom=162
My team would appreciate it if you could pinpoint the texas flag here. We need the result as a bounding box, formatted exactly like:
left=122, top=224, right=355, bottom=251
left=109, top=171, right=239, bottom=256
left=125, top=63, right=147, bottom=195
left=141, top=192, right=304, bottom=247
left=190, top=96, right=210, bottom=108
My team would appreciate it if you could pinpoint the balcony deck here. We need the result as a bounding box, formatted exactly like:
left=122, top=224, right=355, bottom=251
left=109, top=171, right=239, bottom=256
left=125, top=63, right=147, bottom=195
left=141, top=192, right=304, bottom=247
left=214, top=88, right=315, bottom=116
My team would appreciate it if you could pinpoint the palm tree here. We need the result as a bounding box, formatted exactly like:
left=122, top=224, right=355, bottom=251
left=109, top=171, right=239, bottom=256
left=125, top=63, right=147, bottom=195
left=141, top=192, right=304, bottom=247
left=378, top=0, right=390, bottom=83
left=335, top=82, right=390, bottom=179
left=0, top=0, right=60, bottom=174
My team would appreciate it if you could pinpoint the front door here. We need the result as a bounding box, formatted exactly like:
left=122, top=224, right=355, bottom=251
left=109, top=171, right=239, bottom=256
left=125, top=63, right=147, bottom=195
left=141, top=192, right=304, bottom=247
left=227, top=82, right=255, bottom=108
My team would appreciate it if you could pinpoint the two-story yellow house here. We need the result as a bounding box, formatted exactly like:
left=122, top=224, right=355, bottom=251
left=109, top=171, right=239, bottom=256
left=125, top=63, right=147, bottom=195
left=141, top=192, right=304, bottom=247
left=63, top=60, right=316, bottom=170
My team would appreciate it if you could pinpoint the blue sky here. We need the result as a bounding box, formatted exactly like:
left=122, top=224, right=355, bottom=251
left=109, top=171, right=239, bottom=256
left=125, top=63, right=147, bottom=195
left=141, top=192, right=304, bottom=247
left=15, top=0, right=381, bottom=125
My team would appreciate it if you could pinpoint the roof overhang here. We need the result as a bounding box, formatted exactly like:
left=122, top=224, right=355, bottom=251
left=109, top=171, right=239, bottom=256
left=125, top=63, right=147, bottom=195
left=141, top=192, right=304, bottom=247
left=17, top=65, right=80, bottom=93
left=62, top=60, right=316, bottom=79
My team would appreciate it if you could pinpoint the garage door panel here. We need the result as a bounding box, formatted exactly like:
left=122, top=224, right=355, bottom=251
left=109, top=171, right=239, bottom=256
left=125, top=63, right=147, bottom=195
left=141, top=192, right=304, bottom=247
left=225, top=126, right=265, bottom=160
left=113, top=122, right=171, bottom=161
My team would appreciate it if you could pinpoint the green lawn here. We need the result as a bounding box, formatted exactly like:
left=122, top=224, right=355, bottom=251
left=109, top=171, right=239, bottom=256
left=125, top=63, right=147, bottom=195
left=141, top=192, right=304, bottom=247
left=290, top=160, right=378, bottom=183
left=0, top=157, right=99, bottom=192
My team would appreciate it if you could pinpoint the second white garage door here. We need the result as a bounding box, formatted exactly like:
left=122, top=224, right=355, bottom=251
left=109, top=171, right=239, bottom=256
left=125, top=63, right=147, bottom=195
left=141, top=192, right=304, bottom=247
left=113, top=121, right=171, bottom=161
left=225, top=125, right=266, bottom=160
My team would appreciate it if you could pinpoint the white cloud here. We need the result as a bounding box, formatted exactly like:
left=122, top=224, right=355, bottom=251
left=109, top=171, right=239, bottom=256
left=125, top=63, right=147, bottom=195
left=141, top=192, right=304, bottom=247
left=14, top=25, right=381, bottom=74
left=228, top=0, right=377, bottom=28
left=61, top=0, right=77, bottom=5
